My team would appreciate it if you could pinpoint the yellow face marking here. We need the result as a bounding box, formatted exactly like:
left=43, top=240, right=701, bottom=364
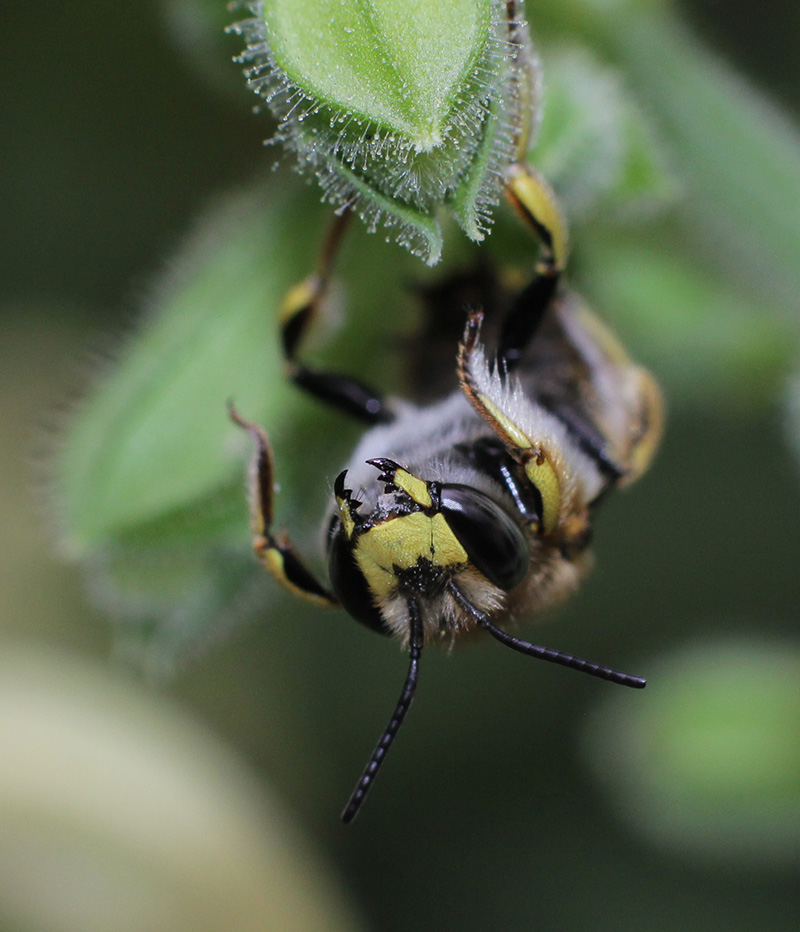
left=391, top=467, right=433, bottom=508
left=428, top=512, right=469, bottom=566
left=523, top=450, right=562, bottom=535
left=336, top=495, right=356, bottom=539
left=354, top=512, right=468, bottom=601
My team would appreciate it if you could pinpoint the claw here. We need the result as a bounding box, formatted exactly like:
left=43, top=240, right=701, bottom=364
left=366, top=457, right=403, bottom=492
left=334, top=470, right=363, bottom=538
left=230, top=402, right=338, bottom=606
left=366, top=458, right=433, bottom=510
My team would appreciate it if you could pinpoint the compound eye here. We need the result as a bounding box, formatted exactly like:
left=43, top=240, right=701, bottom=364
left=327, top=522, right=389, bottom=636
left=439, top=485, right=530, bottom=591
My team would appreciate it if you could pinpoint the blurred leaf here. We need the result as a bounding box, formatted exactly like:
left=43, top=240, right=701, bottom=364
left=56, top=177, right=416, bottom=671
left=584, top=637, right=800, bottom=868
left=531, top=43, right=675, bottom=220
left=612, top=11, right=800, bottom=319
left=161, top=0, right=246, bottom=101
left=0, top=641, right=366, bottom=932
left=59, top=185, right=317, bottom=552
left=784, top=371, right=800, bottom=471
left=578, top=231, right=794, bottom=409
left=531, top=0, right=800, bottom=321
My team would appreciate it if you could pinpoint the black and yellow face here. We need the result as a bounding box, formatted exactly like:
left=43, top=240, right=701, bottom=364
left=326, top=458, right=531, bottom=638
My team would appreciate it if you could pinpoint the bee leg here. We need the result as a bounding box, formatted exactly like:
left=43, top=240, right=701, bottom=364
left=280, top=210, right=351, bottom=360
left=498, top=164, right=569, bottom=366
left=454, top=438, right=542, bottom=527
left=280, top=210, right=394, bottom=426
left=536, top=394, right=626, bottom=486
left=458, top=311, right=564, bottom=536
left=288, top=367, right=392, bottom=425
left=228, top=404, right=339, bottom=607
left=618, top=366, right=665, bottom=487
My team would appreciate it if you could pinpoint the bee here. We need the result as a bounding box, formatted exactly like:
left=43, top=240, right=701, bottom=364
left=230, top=163, right=663, bottom=822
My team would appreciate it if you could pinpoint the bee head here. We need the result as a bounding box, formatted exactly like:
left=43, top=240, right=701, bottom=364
left=326, top=458, right=531, bottom=639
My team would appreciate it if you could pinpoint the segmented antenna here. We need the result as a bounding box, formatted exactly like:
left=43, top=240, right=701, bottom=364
left=341, top=598, right=425, bottom=823
left=449, top=583, right=646, bottom=688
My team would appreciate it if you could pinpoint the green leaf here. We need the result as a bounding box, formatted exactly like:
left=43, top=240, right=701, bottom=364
left=309, top=150, right=444, bottom=263
left=56, top=177, right=417, bottom=671
left=584, top=638, right=800, bottom=867
left=232, top=0, right=532, bottom=261
left=261, top=0, right=490, bottom=145
left=448, top=79, right=507, bottom=242
left=578, top=231, right=794, bottom=410
left=530, top=0, right=800, bottom=322
left=59, top=186, right=316, bottom=553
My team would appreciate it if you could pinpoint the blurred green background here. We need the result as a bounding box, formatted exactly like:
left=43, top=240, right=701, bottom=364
left=1, top=1, right=799, bottom=930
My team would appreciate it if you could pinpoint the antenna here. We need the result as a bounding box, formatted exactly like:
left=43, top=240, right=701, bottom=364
left=449, top=583, right=646, bottom=689
left=341, top=598, right=425, bottom=823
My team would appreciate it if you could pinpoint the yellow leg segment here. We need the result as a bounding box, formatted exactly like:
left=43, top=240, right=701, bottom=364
left=229, top=404, right=339, bottom=607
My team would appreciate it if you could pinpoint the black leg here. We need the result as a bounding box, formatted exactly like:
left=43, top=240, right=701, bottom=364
left=455, top=437, right=543, bottom=527
left=536, top=395, right=626, bottom=485
left=279, top=211, right=395, bottom=424
left=498, top=272, right=559, bottom=366
left=498, top=164, right=568, bottom=367
left=289, top=365, right=393, bottom=425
